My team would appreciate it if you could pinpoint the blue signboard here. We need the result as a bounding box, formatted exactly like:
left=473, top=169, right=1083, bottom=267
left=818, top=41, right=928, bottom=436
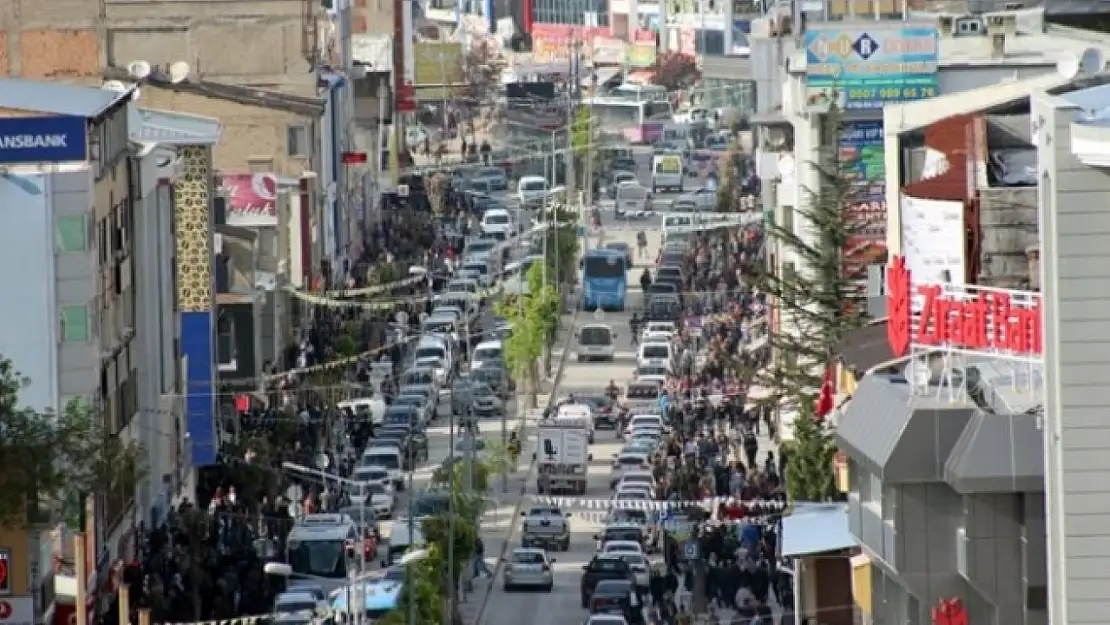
left=682, top=540, right=699, bottom=559
left=839, top=121, right=888, bottom=268
left=0, top=115, right=87, bottom=164
left=805, top=24, right=939, bottom=111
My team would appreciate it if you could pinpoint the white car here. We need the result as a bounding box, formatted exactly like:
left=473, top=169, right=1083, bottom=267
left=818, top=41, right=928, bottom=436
left=414, top=356, right=449, bottom=386
left=351, top=465, right=392, bottom=489
left=624, top=415, right=665, bottom=436
left=676, top=187, right=717, bottom=209
left=634, top=364, right=669, bottom=385
left=610, top=452, right=651, bottom=489
left=615, top=471, right=657, bottom=494
left=628, top=426, right=664, bottom=441
left=356, top=482, right=396, bottom=518
left=273, top=590, right=325, bottom=619
left=614, top=484, right=653, bottom=502
left=451, top=437, right=489, bottom=462
left=503, top=547, right=555, bottom=591
left=602, top=540, right=644, bottom=555
left=481, top=208, right=514, bottom=236
left=643, top=321, right=676, bottom=336
left=587, top=615, right=629, bottom=625
left=637, top=342, right=673, bottom=370
left=518, top=175, right=550, bottom=207
left=640, top=330, right=672, bottom=343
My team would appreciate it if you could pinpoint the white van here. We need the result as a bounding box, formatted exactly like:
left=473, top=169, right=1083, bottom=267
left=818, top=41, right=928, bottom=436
left=518, top=175, right=549, bottom=207
left=336, top=397, right=387, bottom=425
left=361, top=446, right=404, bottom=490
left=556, top=403, right=596, bottom=444
left=637, top=341, right=673, bottom=369
left=663, top=214, right=693, bottom=237
left=651, top=153, right=684, bottom=192
left=577, top=324, right=616, bottom=362
left=471, top=340, right=503, bottom=370
left=610, top=83, right=669, bottom=102
left=481, top=208, right=513, bottom=236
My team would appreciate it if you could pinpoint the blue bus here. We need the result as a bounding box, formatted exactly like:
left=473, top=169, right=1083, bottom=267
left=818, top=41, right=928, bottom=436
left=581, top=249, right=628, bottom=311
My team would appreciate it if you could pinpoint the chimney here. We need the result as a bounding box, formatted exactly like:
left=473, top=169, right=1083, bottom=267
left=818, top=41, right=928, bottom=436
left=990, top=32, right=1006, bottom=59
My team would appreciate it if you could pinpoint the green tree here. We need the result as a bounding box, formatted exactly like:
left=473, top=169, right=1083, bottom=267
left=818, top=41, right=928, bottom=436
left=421, top=513, right=479, bottom=591
left=535, top=207, right=582, bottom=286
left=715, top=138, right=745, bottom=213
left=784, top=399, right=840, bottom=502
left=494, top=263, right=560, bottom=406
left=752, top=105, right=867, bottom=401
left=374, top=555, right=445, bottom=625
left=747, top=105, right=864, bottom=499
left=570, top=106, right=595, bottom=163
left=427, top=172, right=451, bottom=218
left=0, top=357, right=147, bottom=530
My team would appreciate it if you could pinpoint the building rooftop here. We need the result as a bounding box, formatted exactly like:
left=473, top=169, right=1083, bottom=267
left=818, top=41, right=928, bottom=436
left=103, top=68, right=325, bottom=118
left=0, top=78, right=131, bottom=118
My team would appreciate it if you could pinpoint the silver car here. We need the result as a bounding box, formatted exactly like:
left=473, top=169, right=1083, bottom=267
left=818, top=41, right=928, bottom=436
left=502, top=548, right=555, bottom=592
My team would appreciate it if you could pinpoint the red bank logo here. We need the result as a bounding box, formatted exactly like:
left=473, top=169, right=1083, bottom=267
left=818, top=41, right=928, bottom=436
left=886, top=256, right=912, bottom=356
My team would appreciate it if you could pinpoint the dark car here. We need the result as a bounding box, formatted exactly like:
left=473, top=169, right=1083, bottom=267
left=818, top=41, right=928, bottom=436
left=588, top=579, right=635, bottom=618
left=375, top=425, right=429, bottom=465
left=603, top=242, right=632, bottom=269
left=580, top=555, right=635, bottom=608
left=612, top=157, right=638, bottom=172
left=575, top=395, right=621, bottom=429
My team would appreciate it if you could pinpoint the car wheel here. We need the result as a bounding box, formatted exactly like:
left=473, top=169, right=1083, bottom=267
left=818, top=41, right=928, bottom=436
left=545, top=583, right=554, bottom=592
left=504, top=584, right=513, bottom=592
left=562, top=539, right=571, bottom=551
left=581, top=595, right=588, bottom=608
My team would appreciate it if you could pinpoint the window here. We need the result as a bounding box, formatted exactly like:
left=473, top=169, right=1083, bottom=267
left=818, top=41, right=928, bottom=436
left=60, top=305, right=91, bottom=342
left=287, top=125, right=309, bottom=157
left=56, top=215, right=89, bottom=252
left=783, top=261, right=796, bottom=281
left=782, top=206, right=794, bottom=235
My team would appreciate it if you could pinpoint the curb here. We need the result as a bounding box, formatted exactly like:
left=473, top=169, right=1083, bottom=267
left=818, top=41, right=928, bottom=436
left=470, top=305, right=580, bottom=625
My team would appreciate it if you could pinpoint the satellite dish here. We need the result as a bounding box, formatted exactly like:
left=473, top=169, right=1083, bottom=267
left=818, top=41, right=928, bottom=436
left=1057, top=53, right=1079, bottom=79
left=168, top=61, right=190, bottom=84
left=101, top=80, right=128, bottom=92
left=127, top=60, right=151, bottom=79
left=1080, top=48, right=1105, bottom=75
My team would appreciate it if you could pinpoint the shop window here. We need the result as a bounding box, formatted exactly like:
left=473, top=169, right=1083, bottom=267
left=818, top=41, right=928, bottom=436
left=61, top=305, right=91, bottom=342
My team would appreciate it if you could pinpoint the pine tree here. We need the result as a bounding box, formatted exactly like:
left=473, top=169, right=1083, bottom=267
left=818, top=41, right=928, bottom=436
left=752, top=105, right=868, bottom=402
left=784, top=398, right=840, bottom=502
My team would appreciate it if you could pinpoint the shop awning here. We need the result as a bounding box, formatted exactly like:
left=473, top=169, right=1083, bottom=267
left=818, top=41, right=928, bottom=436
left=782, top=504, right=857, bottom=557
left=835, top=374, right=976, bottom=483
left=944, top=409, right=1045, bottom=494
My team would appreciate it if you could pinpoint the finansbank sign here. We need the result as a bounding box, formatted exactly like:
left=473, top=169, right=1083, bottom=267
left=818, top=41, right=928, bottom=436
left=0, top=115, right=88, bottom=164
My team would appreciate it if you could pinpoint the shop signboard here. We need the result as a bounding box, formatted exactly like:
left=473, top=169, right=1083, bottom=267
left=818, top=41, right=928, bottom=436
left=0, top=116, right=87, bottom=164
left=804, top=22, right=939, bottom=111
left=626, top=29, right=658, bottom=67
left=221, top=173, right=279, bottom=228
left=886, top=255, right=1043, bottom=361
left=0, top=596, right=33, bottom=625
left=839, top=120, right=887, bottom=277
left=531, top=24, right=609, bottom=64
left=413, top=41, right=465, bottom=98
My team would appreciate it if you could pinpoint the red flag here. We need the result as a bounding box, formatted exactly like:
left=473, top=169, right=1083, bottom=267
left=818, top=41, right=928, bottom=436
left=815, top=365, right=835, bottom=420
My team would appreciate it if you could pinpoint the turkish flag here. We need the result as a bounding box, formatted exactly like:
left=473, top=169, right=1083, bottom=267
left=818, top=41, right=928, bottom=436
left=815, top=365, right=835, bottom=420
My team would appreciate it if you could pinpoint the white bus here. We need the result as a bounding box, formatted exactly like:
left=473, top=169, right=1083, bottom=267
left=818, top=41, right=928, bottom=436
left=609, top=83, right=670, bottom=102
left=587, top=97, right=674, bottom=144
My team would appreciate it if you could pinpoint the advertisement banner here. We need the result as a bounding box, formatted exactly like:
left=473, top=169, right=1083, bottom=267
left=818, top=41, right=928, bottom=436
left=626, top=29, right=657, bottom=67
left=532, top=24, right=609, bottom=64
left=593, top=37, right=627, bottom=65
left=899, top=194, right=965, bottom=287
left=839, top=121, right=887, bottom=278
left=221, top=173, right=279, bottom=228
left=0, top=116, right=87, bottom=164
left=413, top=42, right=465, bottom=98
left=805, top=23, right=938, bottom=111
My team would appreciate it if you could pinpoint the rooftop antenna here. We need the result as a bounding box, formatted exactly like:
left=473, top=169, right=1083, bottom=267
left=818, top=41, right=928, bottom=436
left=1080, top=47, right=1105, bottom=75
left=127, top=60, right=152, bottom=80
left=168, top=61, right=191, bottom=84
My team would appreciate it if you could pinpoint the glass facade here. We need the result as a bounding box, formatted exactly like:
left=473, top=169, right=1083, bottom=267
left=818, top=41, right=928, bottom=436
left=533, top=0, right=610, bottom=25
left=701, top=78, right=756, bottom=113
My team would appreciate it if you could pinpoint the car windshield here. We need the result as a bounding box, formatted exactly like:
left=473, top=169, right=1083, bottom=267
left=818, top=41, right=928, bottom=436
left=477, top=168, right=503, bottom=179
left=288, top=539, right=345, bottom=578
left=365, top=453, right=399, bottom=469
left=522, top=179, right=546, bottom=191
left=364, top=483, right=387, bottom=495
left=580, top=327, right=612, bottom=345
left=512, top=551, right=546, bottom=564
left=620, top=554, right=647, bottom=567
left=626, top=384, right=660, bottom=399
left=608, top=510, right=648, bottom=524
left=383, top=566, right=407, bottom=583
left=410, top=493, right=451, bottom=516
left=673, top=201, right=697, bottom=212
left=277, top=601, right=318, bottom=614
left=584, top=254, right=625, bottom=278
left=619, top=455, right=647, bottom=466
left=616, top=185, right=648, bottom=201
left=590, top=559, right=629, bottom=573
left=338, top=506, right=376, bottom=522
left=595, top=580, right=633, bottom=593
left=638, top=366, right=667, bottom=376
left=486, top=213, right=510, bottom=224
left=641, top=345, right=669, bottom=359
left=604, top=528, right=642, bottom=542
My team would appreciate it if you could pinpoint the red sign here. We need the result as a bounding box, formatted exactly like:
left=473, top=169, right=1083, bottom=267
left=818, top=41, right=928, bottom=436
left=932, top=598, right=967, bottom=625
left=396, top=84, right=417, bottom=113
left=0, top=601, right=10, bottom=619
left=886, top=255, right=1042, bottom=357
left=221, top=173, right=278, bottom=227
left=0, top=548, right=10, bottom=594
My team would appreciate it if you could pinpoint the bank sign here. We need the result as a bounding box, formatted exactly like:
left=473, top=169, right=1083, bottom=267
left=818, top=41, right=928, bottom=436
left=805, top=23, right=939, bottom=111
left=0, top=116, right=88, bottom=164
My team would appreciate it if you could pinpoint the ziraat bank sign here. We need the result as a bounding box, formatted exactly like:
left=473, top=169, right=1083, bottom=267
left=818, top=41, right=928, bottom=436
left=0, top=116, right=88, bottom=164
left=886, top=256, right=1043, bottom=361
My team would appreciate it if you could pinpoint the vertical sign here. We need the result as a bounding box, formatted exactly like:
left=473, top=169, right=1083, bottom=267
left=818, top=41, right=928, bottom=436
left=805, top=22, right=939, bottom=111
left=0, top=548, right=11, bottom=595
left=839, top=121, right=887, bottom=283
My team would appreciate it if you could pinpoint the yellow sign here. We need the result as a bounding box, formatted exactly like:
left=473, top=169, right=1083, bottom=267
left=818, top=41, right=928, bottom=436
left=413, top=42, right=464, bottom=98
left=626, top=44, right=656, bottom=68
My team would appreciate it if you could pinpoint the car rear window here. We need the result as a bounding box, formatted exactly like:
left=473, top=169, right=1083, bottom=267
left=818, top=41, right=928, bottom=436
left=591, top=559, right=629, bottom=572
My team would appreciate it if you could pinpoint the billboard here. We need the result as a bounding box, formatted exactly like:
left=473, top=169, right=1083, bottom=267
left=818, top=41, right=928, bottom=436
left=531, top=24, right=608, bottom=63
left=414, top=42, right=465, bottom=98
left=0, top=116, right=87, bottom=164
left=839, top=121, right=887, bottom=286
left=899, top=195, right=966, bottom=287
left=805, top=23, right=938, bottom=111
left=221, top=173, right=279, bottom=228
left=626, top=29, right=657, bottom=67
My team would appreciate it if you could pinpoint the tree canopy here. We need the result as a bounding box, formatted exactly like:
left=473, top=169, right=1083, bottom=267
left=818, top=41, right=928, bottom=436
left=651, top=51, right=700, bottom=91
left=0, top=357, right=146, bottom=529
